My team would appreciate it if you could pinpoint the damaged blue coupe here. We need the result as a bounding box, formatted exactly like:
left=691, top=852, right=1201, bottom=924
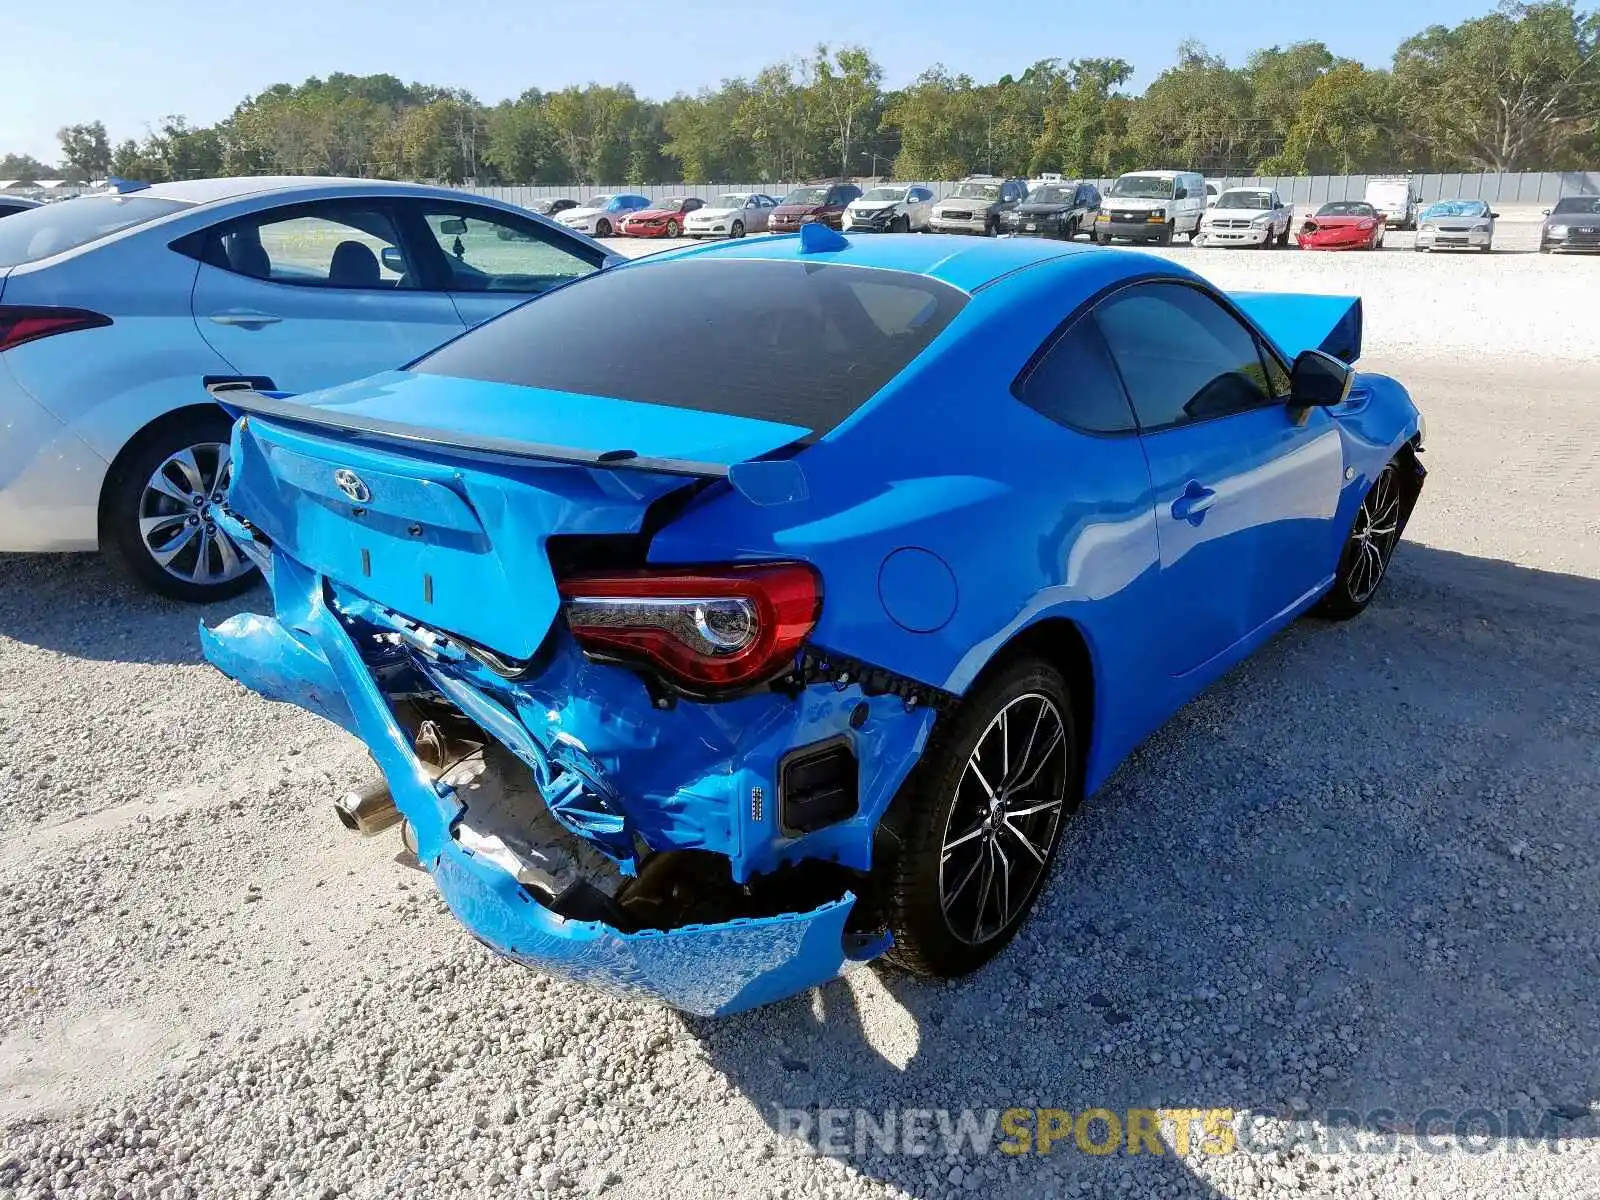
left=201, top=225, right=1425, bottom=1015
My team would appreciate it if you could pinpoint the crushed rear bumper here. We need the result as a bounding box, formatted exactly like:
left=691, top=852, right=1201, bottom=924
left=201, top=543, right=928, bottom=1014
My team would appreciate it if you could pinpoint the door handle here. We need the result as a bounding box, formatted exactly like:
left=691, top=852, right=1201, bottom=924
left=209, top=310, right=282, bottom=329
left=1171, top=481, right=1217, bottom=524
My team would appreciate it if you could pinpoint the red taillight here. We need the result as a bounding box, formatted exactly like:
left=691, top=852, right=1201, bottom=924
left=0, top=306, right=111, bottom=352
left=559, top=562, right=821, bottom=693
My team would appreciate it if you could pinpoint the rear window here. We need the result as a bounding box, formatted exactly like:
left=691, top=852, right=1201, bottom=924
left=0, top=194, right=191, bottom=267
left=412, top=258, right=967, bottom=436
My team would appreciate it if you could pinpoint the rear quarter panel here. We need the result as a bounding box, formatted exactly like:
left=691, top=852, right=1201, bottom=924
left=1, top=235, right=230, bottom=464
left=649, top=251, right=1191, bottom=789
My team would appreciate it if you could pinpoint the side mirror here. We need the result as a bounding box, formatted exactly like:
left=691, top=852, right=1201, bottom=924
left=380, top=246, right=405, bottom=273
left=1543, top=208, right=1552, bottom=215
left=1490, top=211, right=1501, bottom=219
left=1174, top=186, right=1188, bottom=200
left=1290, top=349, right=1354, bottom=408
left=437, top=217, right=468, bottom=235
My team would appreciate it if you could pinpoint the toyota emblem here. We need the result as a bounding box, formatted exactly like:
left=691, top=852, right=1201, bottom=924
left=333, top=469, right=372, bottom=504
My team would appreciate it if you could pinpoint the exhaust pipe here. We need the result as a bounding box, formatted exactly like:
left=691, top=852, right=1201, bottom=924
left=334, top=778, right=402, bottom=836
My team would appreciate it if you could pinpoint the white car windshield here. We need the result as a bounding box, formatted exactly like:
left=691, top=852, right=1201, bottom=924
left=952, top=183, right=1001, bottom=201
left=1423, top=201, right=1488, bottom=219
left=861, top=187, right=907, bottom=202
left=711, top=195, right=749, bottom=208
left=1217, top=190, right=1273, bottom=210
left=1110, top=176, right=1175, bottom=199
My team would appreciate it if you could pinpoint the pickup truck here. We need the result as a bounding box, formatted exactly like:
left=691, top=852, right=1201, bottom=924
left=1196, top=186, right=1293, bottom=248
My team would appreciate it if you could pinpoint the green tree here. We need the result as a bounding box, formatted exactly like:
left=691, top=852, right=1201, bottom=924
left=1266, top=63, right=1398, bottom=173
left=485, top=92, right=561, bottom=183
left=57, top=121, right=112, bottom=180
left=0, top=152, right=53, bottom=182
left=1130, top=42, right=1257, bottom=174
left=807, top=44, right=883, bottom=177
left=734, top=61, right=813, bottom=180
left=1392, top=1, right=1600, bottom=170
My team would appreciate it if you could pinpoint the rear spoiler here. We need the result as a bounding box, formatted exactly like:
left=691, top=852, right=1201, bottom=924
left=1229, top=293, right=1362, bottom=364
left=206, top=383, right=810, bottom=506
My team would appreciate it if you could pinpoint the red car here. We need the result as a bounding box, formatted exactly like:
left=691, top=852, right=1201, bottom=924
left=1297, top=201, right=1386, bottom=251
left=616, top=197, right=704, bottom=238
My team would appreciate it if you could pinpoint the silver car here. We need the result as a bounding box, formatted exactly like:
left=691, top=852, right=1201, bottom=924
left=1413, top=200, right=1496, bottom=252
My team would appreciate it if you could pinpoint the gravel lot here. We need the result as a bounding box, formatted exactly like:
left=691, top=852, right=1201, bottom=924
left=2, top=230, right=1598, bottom=1200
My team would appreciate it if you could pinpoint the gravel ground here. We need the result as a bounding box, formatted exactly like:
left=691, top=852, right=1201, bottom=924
left=2, top=240, right=1598, bottom=1200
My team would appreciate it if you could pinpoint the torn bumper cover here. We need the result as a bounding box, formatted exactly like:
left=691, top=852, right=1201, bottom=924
left=201, top=548, right=928, bottom=1015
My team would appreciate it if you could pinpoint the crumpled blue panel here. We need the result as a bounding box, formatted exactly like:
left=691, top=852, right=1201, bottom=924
left=198, top=613, right=357, bottom=736
left=201, top=577, right=872, bottom=1014
left=433, top=843, right=856, bottom=1016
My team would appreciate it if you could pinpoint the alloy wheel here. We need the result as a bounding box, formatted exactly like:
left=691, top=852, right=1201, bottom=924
left=1346, top=467, right=1402, bottom=604
left=938, top=693, right=1069, bottom=946
left=138, top=442, right=251, bottom=588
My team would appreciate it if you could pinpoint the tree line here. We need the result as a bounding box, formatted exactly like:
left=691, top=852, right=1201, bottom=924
left=8, top=2, right=1598, bottom=189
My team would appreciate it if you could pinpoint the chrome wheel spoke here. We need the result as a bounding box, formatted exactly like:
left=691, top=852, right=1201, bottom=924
left=167, top=447, right=207, bottom=498
left=138, top=512, right=188, bottom=539
left=1002, top=818, right=1048, bottom=864
left=942, top=852, right=983, bottom=913
left=146, top=472, right=193, bottom=505
left=942, top=820, right=987, bottom=857
left=150, top=522, right=198, bottom=566
left=1007, top=724, right=1064, bottom=796
left=970, top=849, right=996, bottom=941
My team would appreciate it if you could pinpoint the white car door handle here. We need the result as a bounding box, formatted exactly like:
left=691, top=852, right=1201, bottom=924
left=209, top=310, right=282, bottom=329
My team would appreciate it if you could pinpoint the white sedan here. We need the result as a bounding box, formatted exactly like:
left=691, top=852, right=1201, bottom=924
left=554, top=194, right=652, bottom=238
left=682, top=193, right=778, bottom=239
left=843, top=184, right=936, bottom=233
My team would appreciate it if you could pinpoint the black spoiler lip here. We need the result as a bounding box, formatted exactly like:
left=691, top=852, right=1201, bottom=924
left=208, top=385, right=734, bottom=480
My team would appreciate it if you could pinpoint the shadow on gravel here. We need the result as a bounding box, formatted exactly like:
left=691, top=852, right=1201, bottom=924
left=0, top=553, right=261, bottom=665
left=693, top=542, right=1600, bottom=1197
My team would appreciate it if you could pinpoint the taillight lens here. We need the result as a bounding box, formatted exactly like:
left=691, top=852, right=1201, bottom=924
left=0, top=306, right=112, bottom=352
left=559, top=563, right=821, bottom=693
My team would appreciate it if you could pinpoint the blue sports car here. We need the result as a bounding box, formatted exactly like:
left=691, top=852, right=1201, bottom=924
left=202, top=224, right=1425, bottom=1015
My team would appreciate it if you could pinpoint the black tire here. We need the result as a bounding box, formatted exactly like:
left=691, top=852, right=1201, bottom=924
left=1156, top=221, right=1174, bottom=246
left=880, top=658, right=1078, bottom=978
left=892, top=214, right=910, bottom=233
left=1311, top=460, right=1408, bottom=621
left=103, top=408, right=260, bottom=604
left=1094, top=230, right=1109, bottom=245
left=595, top=218, right=612, bottom=238
left=1276, top=224, right=1290, bottom=247
left=729, top=220, right=744, bottom=239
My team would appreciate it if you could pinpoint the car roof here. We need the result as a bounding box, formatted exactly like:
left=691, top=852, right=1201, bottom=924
left=134, top=176, right=504, bottom=207
left=641, top=231, right=1108, bottom=294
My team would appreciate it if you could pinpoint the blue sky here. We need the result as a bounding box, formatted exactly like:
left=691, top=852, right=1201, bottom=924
left=5, top=0, right=1493, bottom=164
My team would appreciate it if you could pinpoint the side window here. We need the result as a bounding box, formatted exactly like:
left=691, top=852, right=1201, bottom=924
left=418, top=207, right=601, bottom=295
left=213, top=204, right=410, bottom=289
left=1092, top=282, right=1277, bottom=431
left=1015, top=316, right=1138, bottom=435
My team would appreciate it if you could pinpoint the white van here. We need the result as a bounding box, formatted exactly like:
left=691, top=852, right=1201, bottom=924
left=1364, top=177, right=1420, bottom=229
left=1095, top=170, right=1207, bottom=244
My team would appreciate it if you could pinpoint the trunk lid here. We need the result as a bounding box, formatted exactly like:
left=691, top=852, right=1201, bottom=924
left=223, top=371, right=809, bottom=659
